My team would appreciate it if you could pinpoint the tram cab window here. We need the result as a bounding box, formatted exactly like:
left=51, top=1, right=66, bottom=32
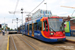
left=29, top=24, right=32, bottom=30
left=38, top=21, right=42, bottom=31
left=34, top=23, right=37, bottom=30
left=43, top=20, right=48, bottom=31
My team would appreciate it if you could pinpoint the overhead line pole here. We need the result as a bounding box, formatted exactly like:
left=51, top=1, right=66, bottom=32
left=9, top=8, right=30, bottom=35
left=12, top=18, right=22, bottom=33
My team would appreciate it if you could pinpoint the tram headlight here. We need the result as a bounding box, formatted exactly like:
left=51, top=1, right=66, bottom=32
left=50, top=33, right=54, bottom=35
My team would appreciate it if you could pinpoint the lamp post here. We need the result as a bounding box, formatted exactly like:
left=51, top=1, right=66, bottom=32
left=21, top=8, right=24, bottom=35
left=16, top=18, right=18, bottom=31
left=44, top=3, right=47, bottom=10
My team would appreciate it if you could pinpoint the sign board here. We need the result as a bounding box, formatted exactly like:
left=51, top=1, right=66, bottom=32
left=64, top=21, right=70, bottom=32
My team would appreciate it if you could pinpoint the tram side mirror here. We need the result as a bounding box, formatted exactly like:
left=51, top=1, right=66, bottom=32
left=44, top=20, right=47, bottom=24
left=44, top=20, right=47, bottom=23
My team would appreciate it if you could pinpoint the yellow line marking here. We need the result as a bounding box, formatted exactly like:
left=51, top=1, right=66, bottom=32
left=66, top=39, right=75, bottom=42
left=7, top=36, right=9, bottom=50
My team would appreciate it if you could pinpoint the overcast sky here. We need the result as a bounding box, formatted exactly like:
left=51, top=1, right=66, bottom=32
left=0, top=0, right=75, bottom=29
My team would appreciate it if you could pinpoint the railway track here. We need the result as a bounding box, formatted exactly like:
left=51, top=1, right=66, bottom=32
left=17, top=35, right=36, bottom=50
left=20, top=35, right=75, bottom=50
left=9, top=35, right=36, bottom=50
left=9, top=34, right=75, bottom=50
left=11, top=36, right=17, bottom=50
left=19, top=35, right=63, bottom=50
left=51, top=42, right=75, bottom=50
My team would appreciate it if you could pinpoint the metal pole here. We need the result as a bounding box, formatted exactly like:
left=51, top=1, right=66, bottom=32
left=17, top=22, right=18, bottom=33
left=16, top=18, right=18, bottom=33
left=21, top=8, right=23, bottom=35
left=46, top=3, right=47, bottom=10
left=44, top=3, right=47, bottom=10
left=4, top=17, right=5, bottom=31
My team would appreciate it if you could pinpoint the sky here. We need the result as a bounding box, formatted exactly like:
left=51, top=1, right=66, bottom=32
left=0, top=0, right=75, bottom=29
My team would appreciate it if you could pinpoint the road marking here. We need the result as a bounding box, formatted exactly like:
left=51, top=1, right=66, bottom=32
left=7, top=36, right=9, bottom=50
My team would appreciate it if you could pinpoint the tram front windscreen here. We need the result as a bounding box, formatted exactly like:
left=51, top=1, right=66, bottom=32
left=48, top=18, right=64, bottom=31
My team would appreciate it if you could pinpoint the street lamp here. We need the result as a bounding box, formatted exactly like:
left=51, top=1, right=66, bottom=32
left=21, top=8, right=24, bottom=35
left=44, top=3, right=47, bottom=10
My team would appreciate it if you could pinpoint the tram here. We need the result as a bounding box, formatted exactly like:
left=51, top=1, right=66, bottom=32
left=24, top=16, right=66, bottom=42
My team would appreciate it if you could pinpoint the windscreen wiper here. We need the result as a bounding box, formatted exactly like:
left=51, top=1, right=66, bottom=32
left=50, top=27, right=56, bottom=33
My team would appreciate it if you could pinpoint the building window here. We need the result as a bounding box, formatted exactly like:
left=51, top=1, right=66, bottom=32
left=73, top=20, right=75, bottom=23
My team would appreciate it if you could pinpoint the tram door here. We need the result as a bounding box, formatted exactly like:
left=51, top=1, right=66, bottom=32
left=43, top=20, right=49, bottom=36
left=32, top=23, right=34, bottom=37
left=28, top=24, right=29, bottom=35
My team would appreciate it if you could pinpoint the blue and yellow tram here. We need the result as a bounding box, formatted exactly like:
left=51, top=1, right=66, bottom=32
left=23, top=16, right=66, bottom=42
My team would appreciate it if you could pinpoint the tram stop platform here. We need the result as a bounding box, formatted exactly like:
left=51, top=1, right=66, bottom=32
left=0, top=32, right=8, bottom=50
left=66, top=36, right=75, bottom=42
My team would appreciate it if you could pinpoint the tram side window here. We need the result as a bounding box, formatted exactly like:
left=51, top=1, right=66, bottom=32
left=29, top=24, right=32, bottom=30
left=21, top=26, right=22, bottom=30
left=38, top=21, right=42, bottom=31
left=34, top=23, right=37, bottom=30
left=27, top=24, right=29, bottom=32
left=27, top=25, right=28, bottom=30
left=23, top=25, right=24, bottom=29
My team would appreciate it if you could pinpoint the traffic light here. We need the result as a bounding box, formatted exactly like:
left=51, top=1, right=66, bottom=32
left=0, top=24, right=2, bottom=28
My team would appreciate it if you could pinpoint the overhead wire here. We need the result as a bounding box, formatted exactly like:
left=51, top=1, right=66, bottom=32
left=28, top=0, right=45, bottom=15
left=14, top=0, right=19, bottom=14
left=12, top=0, right=19, bottom=29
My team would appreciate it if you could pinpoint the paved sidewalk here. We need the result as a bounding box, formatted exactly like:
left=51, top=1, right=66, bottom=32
left=0, top=33, right=8, bottom=50
left=66, top=36, right=75, bottom=42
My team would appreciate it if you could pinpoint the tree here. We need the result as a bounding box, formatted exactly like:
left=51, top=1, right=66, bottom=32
left=10, top=29, right=13, bottom=30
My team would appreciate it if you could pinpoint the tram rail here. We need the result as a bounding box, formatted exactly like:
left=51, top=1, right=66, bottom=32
left=9, top=34, right=75, bottom=50
left=9, top=35, right=36, bottom=50
left=17, top=35, right=36, bottom=50
left=11, top=36, right=17, bottom=50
